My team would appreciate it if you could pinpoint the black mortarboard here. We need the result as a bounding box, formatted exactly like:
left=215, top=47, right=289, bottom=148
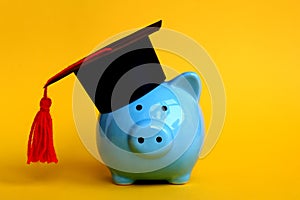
left=46, top=20, right=165, bottom=113
left=27, top=20, right=165, bottom=164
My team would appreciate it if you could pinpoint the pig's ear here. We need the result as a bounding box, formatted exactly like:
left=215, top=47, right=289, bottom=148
left=169, top=72, right=201, bottom=101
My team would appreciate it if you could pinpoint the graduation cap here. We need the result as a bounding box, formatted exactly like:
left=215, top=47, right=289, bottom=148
left=27, top=20, right=165, bottom=164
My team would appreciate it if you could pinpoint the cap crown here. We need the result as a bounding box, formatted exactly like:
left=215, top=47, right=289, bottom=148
left=74, top=21, right=165, bottom=113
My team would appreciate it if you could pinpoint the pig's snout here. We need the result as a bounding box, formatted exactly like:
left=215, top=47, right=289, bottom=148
left=128, top=120, right=173, bottom=158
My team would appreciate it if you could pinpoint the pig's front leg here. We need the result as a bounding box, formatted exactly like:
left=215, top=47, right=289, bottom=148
left=111, top=172, right=135, bottom=185
left=168, top=173, right=191, bottom=184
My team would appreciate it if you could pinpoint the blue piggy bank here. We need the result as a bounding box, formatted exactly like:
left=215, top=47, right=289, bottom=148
left=97, top=72, right=204, bottom=185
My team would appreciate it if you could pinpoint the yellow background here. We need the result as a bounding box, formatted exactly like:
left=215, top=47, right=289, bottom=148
left=0, top=0, right=299, bottom=199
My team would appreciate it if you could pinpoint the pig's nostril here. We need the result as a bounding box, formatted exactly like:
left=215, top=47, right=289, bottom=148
left=138, top=137, right=144, bottom=144
left=156, top=136, right=162, bottom=143
left=161, top=105, right=168, bottom=111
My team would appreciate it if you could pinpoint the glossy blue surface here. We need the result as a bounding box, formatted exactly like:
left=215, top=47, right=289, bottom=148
left=97, top=72, right=204, bottom=185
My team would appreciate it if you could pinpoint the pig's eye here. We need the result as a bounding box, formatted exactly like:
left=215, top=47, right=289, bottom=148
left=161, top=105, right=168, bottom=111
left=136, top=104, right=143, bottom=111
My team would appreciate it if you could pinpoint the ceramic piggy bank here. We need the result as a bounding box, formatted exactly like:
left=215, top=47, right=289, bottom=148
left=97, top=72, right=204, bottom=185
left=26, top=21, right=208, bottom=185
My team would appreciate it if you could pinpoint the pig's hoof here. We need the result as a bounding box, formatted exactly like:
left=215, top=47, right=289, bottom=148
left=112, top=174, right=134, bottom=185
left=168, top=173, right=191, bottom=184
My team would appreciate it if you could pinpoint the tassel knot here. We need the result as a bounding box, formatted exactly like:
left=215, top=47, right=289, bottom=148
left=40, top=97, right=51, bottom=111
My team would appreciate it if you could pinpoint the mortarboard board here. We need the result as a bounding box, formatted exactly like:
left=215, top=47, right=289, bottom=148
left=27, top=20, right=165, bottom=164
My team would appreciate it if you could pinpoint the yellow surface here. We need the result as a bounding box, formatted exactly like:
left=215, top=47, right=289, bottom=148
left=0, top=0, right=299, bottom=199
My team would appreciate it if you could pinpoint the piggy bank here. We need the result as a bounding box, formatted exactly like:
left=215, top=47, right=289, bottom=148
left=97, top=72, right=204, bottom=185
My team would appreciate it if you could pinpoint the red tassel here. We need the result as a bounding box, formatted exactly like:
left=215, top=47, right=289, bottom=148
left=27, top=87, right=58, bottom=164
